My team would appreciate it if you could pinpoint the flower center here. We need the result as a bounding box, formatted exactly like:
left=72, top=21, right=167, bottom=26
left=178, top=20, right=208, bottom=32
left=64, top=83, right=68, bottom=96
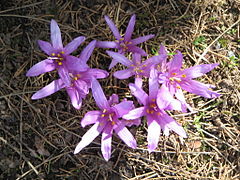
left=100, top=109, right=116, bottom=125
left=168, top=72, right=187, bottom=88
left=116, top=38, right=132, bottom=52
left=146, top=99, right=161, bottom=116
left=49, top=51, right=65, bottom=66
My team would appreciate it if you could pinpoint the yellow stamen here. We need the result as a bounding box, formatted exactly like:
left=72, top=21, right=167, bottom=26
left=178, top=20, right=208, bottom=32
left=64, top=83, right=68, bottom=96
left=59, top=58, right=63, bottom=61
left=172, top=72, right=177, bottom=75
left=176, top=85, right=181, bottom=89
left=111, top=121, right=115, bottom=125
left=76, top=74, right=81, bottom=78
left=51, top=53, right=55, bottom=56
left=156, top=112, right=161, bottom=115
left=169, top=77, right=174, bottom=81
left=182, top=74, right=186, bottom=78
left=60, top=51, right=65, bottom=54
left=150, top=110, right=154, bottom=114
left=150, top=104, right=156, bottom=108
left=128, top=41, right=132, bottom=44
left=101, top=114, right=105, bottom=117
left=58, top=62, right=62, bottom=65
left=73, top=77, right=78, bottom=81
left=142, top=65, right=147, bottom=67
left=176, top=79, right=181, bottom=83
left=119, top=38, right=124, bottom=41
left=151, top=99, right=156, bottom=102
left=57, top=54, right=61, bottom=57
left=146, top=109, right=150, bottom=114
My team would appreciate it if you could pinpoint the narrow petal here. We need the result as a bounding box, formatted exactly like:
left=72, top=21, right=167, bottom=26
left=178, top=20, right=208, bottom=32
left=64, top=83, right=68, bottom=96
left=157, top=84, right=174, bottom=110
left=181, top=80, right=220, bottom=98
left=132, top=53, right=141, bottom=65
left=104, top=15, right=121, bottom=40
left=74, top=122, right=104, bottom=154
left=114, top=69, right=133, bottom=79
left=159, top=113, right=187, bottom=138
left=85, top=68, right=109, bottom=79
left=168, top=50, right=183, bottom=72
left=181, top=63, right=219, bottom=79
left=66, top=88, right=83, bottom=109
left=174, top=88, right=193, bottom=112
left=81, top=111, right=101, bottom=127
left=108, top=94, right=119, bottom=105
left=113, top=101, right=133, bottom=118
left=31, top=79, right=65, bottom=99
left=96, top=41, right=117, bottom=48
left=147, top=116, right=161, bottom=152
left=149, top=67, right=159, bottom=100
left=58, top=67, right=71, bottom=86
left=26, top=59, right=55, bottom=77
left=128, top=46, right=147, bottom=56
left=79, top=40, right=96, bottom=63
left=123, top=107, right=145, bottom=120
left=101, top=125, right=113, bottom=161
left=131, top=34, right=155, bottom=45
left=50, top=19, right=63, bottom=49
left=129, top=83, right=148, bottom=105
left=114, top=123, right=137, bottom=149
left=106, top=51, right=132, bottom=66
left=74, top=79, right=89, bottom=95
left=38, top=40, right=54, bottom=55
left=92, top=78, right=109, bottom=109
left=64, top=36, right=85, bottom=55
left=109, top=59, right=118, bottom=69
left=124, top=14, right=136, bottom=41
left=158, top=45, right=167, bottom=56
left=134, top=77, right=142, bottom=88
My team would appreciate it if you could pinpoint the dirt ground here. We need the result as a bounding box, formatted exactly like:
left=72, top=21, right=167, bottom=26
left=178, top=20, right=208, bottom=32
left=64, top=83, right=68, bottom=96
left=0, top=0, right=240, bottom=179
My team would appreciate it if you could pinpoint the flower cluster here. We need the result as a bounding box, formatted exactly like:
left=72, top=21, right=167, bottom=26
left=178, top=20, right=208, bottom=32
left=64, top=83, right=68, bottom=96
left=27, top=15, right=220, bottom=161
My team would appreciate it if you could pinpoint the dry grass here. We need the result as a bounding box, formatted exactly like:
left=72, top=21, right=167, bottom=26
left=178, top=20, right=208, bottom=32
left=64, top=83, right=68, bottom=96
left=0, top=0, right=239, bottom=179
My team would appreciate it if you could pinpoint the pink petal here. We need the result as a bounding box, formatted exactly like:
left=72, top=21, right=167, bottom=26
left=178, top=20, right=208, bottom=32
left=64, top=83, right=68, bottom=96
left=50, top=19, right=63, bottom=50
left=74, top=122, right=104, bottom=154
left=92, top=79, right=109, bottom=109
left=79, top=40, right=96, bottom=63
left=31, top=79, right=65, bottom=99
left=58, top=67, right=71, bottom=86
left=96, top=41, right=117, bottom=48
left=181, top=63, right=219, bottom=79
left=114, top=69, right=133, bottom=79
left=38, top=40, right=54, bottom=55
left=114, top=124, right=137, bottom=149
left=149, top=67, right=159, bottom=100
left=174, top=88, right=193, bottom=112
left=132, top=53, right=141, bottom=65
left=113, top=101, right=133, bottom=118
left=158, top=45, right=167, bottom=56
left=128, top=46, right=147, bottom=56
left=157, top=85, right=172, bottom=110
left=104, top=15, right=121, bottom=40
left=159, top=113, right=187, bottom=138
left=122, top=107, right=145, bottom=120
left=181, top=79, right=220, bottom=98
left=124, top=14, right=136, bottom=41
left=106, top=51, right=132, bottom=66
left=168, top=50, right=183, bottom=72
left=26, top=59, right=55, bottom=77
left=86, top=68, right=109, bottom=79
left=81, top=110, right=101, bottom=127
left=74, top=79, right=89, bottom=95
left=131, top=34, right=155, bottom=45
left=129, top=83, right=148, bottom=105
left=64, top=36, right=85, bottom=55
left=134, top=77, right=143, bottom=88
left=66, top=55, right=89, bottom=72
left=66, top=88, right=83, bottom=110
left=101, top=125, right=113, bottom=161
left=108, top=94, right=119, bottom=105
left=147, top=116, right=161, bottom=152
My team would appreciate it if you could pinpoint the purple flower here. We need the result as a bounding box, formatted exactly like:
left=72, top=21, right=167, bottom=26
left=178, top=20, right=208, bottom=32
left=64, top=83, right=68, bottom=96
left=123, top=68, right=187, bottom=152
left=157, top=49, right=220, bottom=111
left=30, top=41, right=109, bottom=109
left=26, top=19, right=87, bottom=83
left=96, top=14, right=154, bottom=69
left=106, top=51, right=163, bottom=88
left=74, top=79, right=138, bottom=161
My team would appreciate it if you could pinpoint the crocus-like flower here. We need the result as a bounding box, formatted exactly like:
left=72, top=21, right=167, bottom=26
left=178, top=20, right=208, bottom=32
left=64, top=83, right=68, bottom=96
left=106, top=51, right=163, bottom=88
left=96, top=14, right=154, bottom=69
left=74, top=79, right=138, bottom=161
left=123, top=68, right=187, bottom=152
left=26, top=19, right=88, bottom=85
left=30, top=41, right=109, bottom=109
left=156, top=47, right=220, bottom=111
